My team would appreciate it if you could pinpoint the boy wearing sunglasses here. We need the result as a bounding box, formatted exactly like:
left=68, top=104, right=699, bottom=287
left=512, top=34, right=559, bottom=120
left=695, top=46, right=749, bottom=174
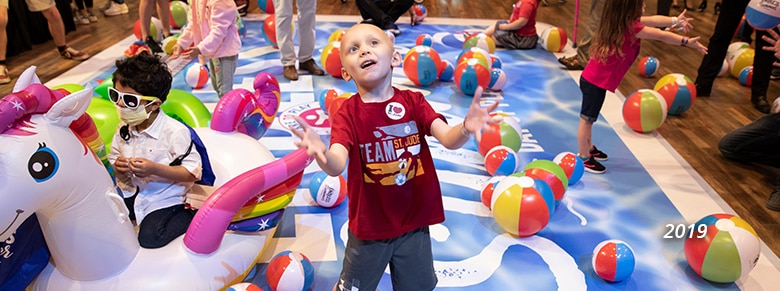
left=107, top=53, right=203, bottom=249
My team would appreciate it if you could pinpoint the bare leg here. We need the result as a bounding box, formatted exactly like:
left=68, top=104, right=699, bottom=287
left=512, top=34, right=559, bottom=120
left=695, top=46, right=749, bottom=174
left=155, top=0, right=171, bottom=37
left=0, top=6, right=7, bottom=61
left=41, top=7, right=67, bottom=47
left=139, top=0, right=154, bottom=39
left=577, top=118, right=594, bottom=158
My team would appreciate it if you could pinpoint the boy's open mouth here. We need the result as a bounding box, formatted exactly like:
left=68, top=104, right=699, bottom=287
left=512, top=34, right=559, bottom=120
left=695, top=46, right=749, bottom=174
left=361, top=60, right=376, bottom=69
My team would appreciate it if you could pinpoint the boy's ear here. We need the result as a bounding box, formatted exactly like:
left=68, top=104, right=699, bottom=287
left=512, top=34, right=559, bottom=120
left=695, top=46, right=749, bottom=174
left=391, top=50, right=402, bottom=67
left=341, top=67, right=353, bottom=82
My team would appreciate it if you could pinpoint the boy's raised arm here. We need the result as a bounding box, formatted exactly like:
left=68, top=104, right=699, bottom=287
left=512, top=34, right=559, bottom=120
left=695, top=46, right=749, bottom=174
left=432, top=87, right=502, bottom=149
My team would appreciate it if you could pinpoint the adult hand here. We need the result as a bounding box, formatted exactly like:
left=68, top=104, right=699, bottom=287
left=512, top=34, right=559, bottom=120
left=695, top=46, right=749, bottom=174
left=675, top=9, right=695, bottom=33
left=761, top=26, right=780, bottom=66
left=290, top=115, right=328, bottom=163
left=687, top=36, right=708, bottom=55
left=463, top=87, right=503, bottom=143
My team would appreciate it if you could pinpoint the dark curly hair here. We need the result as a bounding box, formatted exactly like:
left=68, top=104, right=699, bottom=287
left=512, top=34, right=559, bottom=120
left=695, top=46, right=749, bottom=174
left=112, top=52, right=172, bottom=102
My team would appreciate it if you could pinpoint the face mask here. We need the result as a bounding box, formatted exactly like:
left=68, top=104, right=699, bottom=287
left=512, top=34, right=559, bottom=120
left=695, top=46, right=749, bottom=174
left=118, top=102, right=153, bottom=126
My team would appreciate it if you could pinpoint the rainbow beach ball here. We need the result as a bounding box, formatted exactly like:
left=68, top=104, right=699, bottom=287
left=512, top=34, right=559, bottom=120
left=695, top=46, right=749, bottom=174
left=403, top=45, right=442, bottom=86
left=477, top=112, right=523, bottom=156
left=308, top=171, right=347, bottom=208
left=485, top=145, right=520, bottom=176
left=622, top=89, right=668, bottom=133
left=523, top=159, right=569, bottom=205
left=227, top=282, right=263, bottom=291
left=185, top=63, right=210, bottom=89
left=638, top=56, right=660, bottom=77
left=540, top=26, right=567, bottom=52
left=321, top=41, right=343, bottom=78
left=491, top=176, right=555, bottom=237
left=266, top=251, right=315, bottom=291
left=684, top=213, right=760, bottom=283
left=480, top=175, right=505, bottom=209
left=463, top=32, right=496, bottom=54
left=553, top=151, right=584, bottom=186
left=592, top=240, right=636, bottom=282
left=455, top=58, right=491, bottom=96
left=653, top=73, right=696, bottom=116
left=727, top=48, right=754, bottom=78
left=739, top=66, right=753, bottom=87
left=745, top=0, right=780, bottom=30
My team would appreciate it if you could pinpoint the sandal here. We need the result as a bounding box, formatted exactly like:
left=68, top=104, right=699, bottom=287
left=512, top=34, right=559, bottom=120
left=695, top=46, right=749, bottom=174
left=558, top=56, right=585, bottom=70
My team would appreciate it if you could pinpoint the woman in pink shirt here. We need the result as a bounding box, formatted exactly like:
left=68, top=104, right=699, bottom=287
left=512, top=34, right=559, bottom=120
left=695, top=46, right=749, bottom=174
left=577, top=3, right=707, bottom=174
left=172, top=0, right=242, bottom=98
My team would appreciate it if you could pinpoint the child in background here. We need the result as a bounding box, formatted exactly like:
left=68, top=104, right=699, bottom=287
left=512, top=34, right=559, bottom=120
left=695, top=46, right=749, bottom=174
left=172, top=0, right=241, bottom=98
left=290, top=24, right=502, bottom=290
left=108, top=53, right=202, bottom=249
left=482, top=0, right=539, bottom=49
left=578, top=3, right=707, bottom=174
left=73, top=0, right=98, bottom=24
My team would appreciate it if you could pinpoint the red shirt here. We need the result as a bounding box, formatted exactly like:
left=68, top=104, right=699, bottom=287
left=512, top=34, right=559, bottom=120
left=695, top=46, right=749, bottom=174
left=330, top=88, right=446, bottom=240
left=582, top=21, right=644, bottom=91
left=510, top=0, right=538, bottom=37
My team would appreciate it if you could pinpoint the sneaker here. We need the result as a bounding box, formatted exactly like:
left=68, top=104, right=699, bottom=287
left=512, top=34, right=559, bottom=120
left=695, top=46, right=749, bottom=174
left=78, top=15, right=91, bottom=25
left=145, top=36, right=163, bottom=54
left=767, top=176, right=780, bottom=211
left=103, top=2, right=128, bottom=16
left=385, top=23, right=401, bottom=36
left=0, top=65, right=10, bottom=84
left=582, top=156, right=606, bottom=174
left=589, top=145, right=608, bottom=161
left=88, top=13, right=98, bottom=22
left=771, top=68, right=780, bottom=80
left=60, top=46, right=90, bottom=61
left=100, top=0, right=112, bottom=11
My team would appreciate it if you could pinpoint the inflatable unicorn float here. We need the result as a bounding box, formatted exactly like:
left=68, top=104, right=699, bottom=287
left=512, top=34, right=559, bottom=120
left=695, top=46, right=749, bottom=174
left=0, top=67, right=311, bottom=290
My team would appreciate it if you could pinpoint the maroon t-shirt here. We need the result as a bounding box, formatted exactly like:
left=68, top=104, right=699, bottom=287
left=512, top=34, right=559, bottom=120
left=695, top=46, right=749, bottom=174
left=330, top=88, right=446, bottom=240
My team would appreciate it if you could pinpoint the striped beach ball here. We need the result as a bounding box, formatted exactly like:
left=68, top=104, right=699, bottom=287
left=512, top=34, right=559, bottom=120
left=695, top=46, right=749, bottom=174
left=457, top=47, right=492, bottom=69
left=491, top=176, right=555, bottom=237
left=413, top=4, right=427, bottom=22
left=161, top=34, right=179, bottom=55
left=266, top=251, right=315, bottom=291
left=403, top=45, right=442, bottom=86
left=637, top=56, right=660, bottom=77
left=718, top=59, right=729, bottom=77
left=684, top=213, right=760, bottom=283
left=746, top=0, right=780, bottom=29
left=438, top=60, right=455, bottom=81
left=416, top=33, right=433, bottom=47
left=169, top=1, right=189, bottom=29
left=622, top=89, right=668, bottom=133
left=226, top=282, right=263, bottom=291
left=739, top=66, right=753, bottom=87
left=726, top=42, right=750, bottom=61
left=490, top=54, right=503, bottom=69
left=308, top=171, right=347, bottom=208
left=540, top=26, right=567, bottom=52
left=485, top=145, right=520, bottom=176
left=728, top=48, right=754, bottom=78
left=455, top=58, right=491, bottom=96
left=318, top=88, right=340, bottom=114
left=553, top=151, right=584, bottom=186
left=480, top=175, right=505, bottom=209
left=477, top=112, right=522, bottom=156
left=263, top=15, right=278, bottom=47
left=328, top=29, right=345, bottom=43
left=257, top=0, right=274, bottom=14
left=653, top=73, right=696, bottom=116
left=185, top=63, right=210, bottom=89
left=133, top=17, right=163, bottom=42
left=463, top=32, right=496, bottom=54
left=321, top=41, right=343, bottom=78
left=488, top=68, right=507, bottom=91
left=592, top=240, right=636, bottom=282
left=523, top=159, right=569, bottom=205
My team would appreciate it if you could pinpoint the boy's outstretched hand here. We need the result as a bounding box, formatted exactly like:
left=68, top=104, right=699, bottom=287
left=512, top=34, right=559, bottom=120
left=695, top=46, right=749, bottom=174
left=290, top=115, right=328, bottom=163
left=463, top=87, right=503, bottom=142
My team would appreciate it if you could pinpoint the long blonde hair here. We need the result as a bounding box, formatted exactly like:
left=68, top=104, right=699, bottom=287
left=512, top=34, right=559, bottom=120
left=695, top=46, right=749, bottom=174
left=589, top=0, right=644, bottom=62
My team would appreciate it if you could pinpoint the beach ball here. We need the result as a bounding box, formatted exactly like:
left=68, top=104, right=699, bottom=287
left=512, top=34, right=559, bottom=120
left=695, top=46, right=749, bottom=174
left=638, top=56, right=660, bottom=77
left=328, top=29, right=345, bottom=43
left=185, top=63, right=210, bottom=89
left=718, top=59, right=729, bottom=77
left=455, top=58, right=491, bottom=96
left=485, top=145, right=520, bottom=176
left=653, top=73, right=696, bottom=116
left=491, top=176, right=555, bottom=237
left=523, top=159, right=568, bottom=205
left=684, top=213, right=760, bottom=283
left=265, top=250, right=315, bottom=291
left=488, top=68, right=507, bottom=91
left=413, top=4, right=427, bottom=22
left=227, top=282, right=263, bottom=291
left=746, top=0, right=780, bottom=30
left=463, top=33, right=496, bottom=54
left=490, top=54, right=503, bottom=69
left=457, top=47, right=492, bottom=69
left=86, top=97, right=121, bottom=148
left=169, top=1, right=189, bottom=29
left=438, top=60, right=455, bottom=81
left=94, top=76, right=113, bottom=100
left=553, top=151, right=584, bottom=186
left=416, top=33, right=433, bottom=47
left=328, top=93, right=351, bottom=116
left=592, top=240, right=636, bottom=282
left=480, top=175, right=505, bottom=209
left=540, top=26, right=567, bottom=52
left=161, top=34, right=179, bottom=55
left=477, top=112, right=522, bottom=156
left=308, top=171, right=347, bottom=208
left=318, top=88, right=340, bottom=114
left=738, top=66, right=753, bottom=87
left=321, top=41, right=343, bottom=78
left=728, top=48, right=754, bottom=78
left=133, top=17, right=163, bottom=42
left=726, top=42, right=750, bottom=60
left=622, top=89, right=668, bottom=133
left=263, top=15, right=285, bottom=47
left=403, top=45, right=442, bottom=86
left=257, top=0, right=274, bottom=14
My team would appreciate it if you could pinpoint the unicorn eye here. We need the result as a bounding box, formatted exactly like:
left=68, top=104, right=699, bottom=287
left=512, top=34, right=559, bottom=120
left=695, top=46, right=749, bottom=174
left=28, top=143, right=59, bottom=182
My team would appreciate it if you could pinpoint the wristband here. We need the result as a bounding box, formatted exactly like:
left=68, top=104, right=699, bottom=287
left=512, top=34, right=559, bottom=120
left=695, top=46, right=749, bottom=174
left=681, top=36, right=689, bottom=46
left=460, top=120, right=471, bottom=136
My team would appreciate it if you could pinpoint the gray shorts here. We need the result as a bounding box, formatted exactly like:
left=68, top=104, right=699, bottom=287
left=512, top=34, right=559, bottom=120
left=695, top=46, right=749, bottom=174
left=493, top=30, right=539, bottom=50
left=338, top=226, right=437, bottom=291
left=25, top=0, right=55, bottom=12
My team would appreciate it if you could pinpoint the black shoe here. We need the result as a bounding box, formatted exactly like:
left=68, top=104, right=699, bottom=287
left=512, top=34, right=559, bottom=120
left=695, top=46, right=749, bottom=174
left=589, top=145, right=608, bottom=161
left=697, top=0, right=707, bottom=12
left=360, top=18, right=376, bottom=25
left=385, top=23, right=401, bottom=36
left=752, top=96, right=771, bottom=113
left=582, top=156, right=606, bottom=174
left=695, top=82, right=711, bottom=97
left=714, top=2, right=721, bottom=14
left=145, top=36, right=162, bottom=54
left=767, top=176, right=780, bottom=211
